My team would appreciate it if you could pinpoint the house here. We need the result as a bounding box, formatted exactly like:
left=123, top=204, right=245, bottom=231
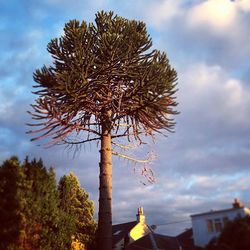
left=191, top=198, right=250, bottom=248
left=112, top=207, right=195, bottom=250
left=112, top=207, right=152, bottom=249
left=127, top=229, right=195, bottom=250
left=126, top=232, right=180, bottom=250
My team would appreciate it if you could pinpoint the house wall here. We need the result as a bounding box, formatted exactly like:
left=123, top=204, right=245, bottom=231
left=113, top=224, right=150, bottom=250
left=113, top=207, right=150, bottom=250
left=191, top=207, right=250, bottom=248
left=129, top=223, right=151, bottom=241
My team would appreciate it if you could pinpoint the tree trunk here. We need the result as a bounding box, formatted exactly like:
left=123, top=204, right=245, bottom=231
left=97, top=122, right=112, bottom=250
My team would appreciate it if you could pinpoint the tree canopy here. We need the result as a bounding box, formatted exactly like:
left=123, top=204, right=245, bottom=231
left=205, top=216, right=250, bottom=250
left=28, top=11, right=178, bottom=146
left=58, top=172, right=96, bottom=249
left=0, top=156, right=96, bottom=250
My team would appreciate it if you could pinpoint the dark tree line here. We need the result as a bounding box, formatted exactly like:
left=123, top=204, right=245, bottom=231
left=204, top=216, right=250, bottom=250
left=0, top=156, right=96, bottom=250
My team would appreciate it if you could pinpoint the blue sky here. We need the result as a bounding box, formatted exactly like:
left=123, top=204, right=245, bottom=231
left=1, top=0, right=250, bottom=235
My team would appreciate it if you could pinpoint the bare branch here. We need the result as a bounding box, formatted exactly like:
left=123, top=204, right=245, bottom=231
left=112, top=142, right=136, bottom=151
left=112, top=151, right=155, bottom=164
left=61, top=137, right=101, bottom=145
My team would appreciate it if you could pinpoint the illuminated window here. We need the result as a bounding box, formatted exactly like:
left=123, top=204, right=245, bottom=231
left=207, top=219, right=214, bottom=232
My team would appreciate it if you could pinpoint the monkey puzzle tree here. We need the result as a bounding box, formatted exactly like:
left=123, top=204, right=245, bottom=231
left=28, top=11, right=178, bottom=250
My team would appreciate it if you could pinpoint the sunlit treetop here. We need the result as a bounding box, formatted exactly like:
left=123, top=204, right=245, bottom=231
left=28, top=11, right=178, bottom=145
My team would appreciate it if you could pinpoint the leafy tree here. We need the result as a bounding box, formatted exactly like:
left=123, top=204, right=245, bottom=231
left=0, top=157, right=74, bottom=250
left=28, top=11, right=178, bottom=250
left=58, top=172, right=96, bottom=249
left=22, top=158, right=74, bottom=250
left=205, top=216, right=250, bottom=250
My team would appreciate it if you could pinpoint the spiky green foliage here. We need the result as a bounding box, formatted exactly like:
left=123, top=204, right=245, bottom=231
left=58, top=172, right=96, bottom=249
left=28, top=11, right=178, bottom=250
left=28, top=11, right=178, bottom=145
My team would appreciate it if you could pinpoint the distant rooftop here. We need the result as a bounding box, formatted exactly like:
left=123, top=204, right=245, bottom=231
left=112, top=221, right=137, bottom=246
left=191, top=198, right=248, bottom=218
left=127, top=229, right=195, bottom=250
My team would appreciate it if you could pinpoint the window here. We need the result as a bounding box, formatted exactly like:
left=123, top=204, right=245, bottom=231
left=207, top=219, right=214, bottom=232
left=206, top=217, right=229, bottom=233
left=214, top=218, right=223, bottom=232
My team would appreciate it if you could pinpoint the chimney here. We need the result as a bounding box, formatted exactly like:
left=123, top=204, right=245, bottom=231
left=232, top=198, right=243, bottom=208
left=136, top=207, right=145, bottom=223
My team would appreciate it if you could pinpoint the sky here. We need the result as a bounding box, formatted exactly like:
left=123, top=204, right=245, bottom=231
left=1, top=0, right=250, bottom=236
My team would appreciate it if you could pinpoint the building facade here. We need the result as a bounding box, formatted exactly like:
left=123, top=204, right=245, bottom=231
left=191, top=199, right=250, bottom=248
left=113, top=207, right=195, bottom=250
left=112, top=207, right=152, bottom=250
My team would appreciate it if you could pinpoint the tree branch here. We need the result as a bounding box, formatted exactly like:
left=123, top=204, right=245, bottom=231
left=111, top=142, right=135, bottom=150
left=112, top=151, right=154, bottom=164
left=61, top=137, right=101, bottom=145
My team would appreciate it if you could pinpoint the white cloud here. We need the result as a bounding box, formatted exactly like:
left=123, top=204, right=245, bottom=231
left=138, top=0, right=182, bottom=28
left=137, top=0, right=250, bottom=70
left=186, top=0, right=250, bottom=34
left=180, top=62, right=250, bottom=125
left=183, top=173, right=250, bottom=203
left=187, top=0, right=237, bottom=30
left=139, top=0, right=250, bottom=31
left=238, top=0, right=250, bottom=12
left=224, top=79, right=244, bottom=108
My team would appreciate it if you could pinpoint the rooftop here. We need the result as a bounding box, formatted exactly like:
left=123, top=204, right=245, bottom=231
left=112, top=221, right=137, bottom=246
left=191, top=207, right=244, bottom=218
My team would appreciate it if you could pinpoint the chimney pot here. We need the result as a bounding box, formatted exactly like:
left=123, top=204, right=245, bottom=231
left=136, top=207, right=145, bottom=223
left=232, top=198, right=243, bottom=208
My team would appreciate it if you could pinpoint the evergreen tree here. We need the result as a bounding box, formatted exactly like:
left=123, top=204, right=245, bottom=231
left=0, top=156, right=25, bottom=250
left=58, top=172, right=96, bottom=249
left=28, top=11, right=178, bottom=249
left=22, top=158, right=74, bottom=249
left=0, top=156, right=74, bottom=250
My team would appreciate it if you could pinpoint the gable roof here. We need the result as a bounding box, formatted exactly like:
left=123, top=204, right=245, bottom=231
left=127, top=232, right=180, bottom=250
left=112, top=221, right=137, bottom=246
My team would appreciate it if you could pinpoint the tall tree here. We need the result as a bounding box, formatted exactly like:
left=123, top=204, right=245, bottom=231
left=0, top=157, right=74, bottom=250
left=0, top=156, right=24, bottom=250
left=22, top=158, right=73, bottom=250
left=58, top=172, right=96, bottom=249
left=28, top=11, right=178, bottom=250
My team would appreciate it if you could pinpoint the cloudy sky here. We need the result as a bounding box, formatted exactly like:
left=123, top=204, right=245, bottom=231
left=1, top=0, right=250, bottom=235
